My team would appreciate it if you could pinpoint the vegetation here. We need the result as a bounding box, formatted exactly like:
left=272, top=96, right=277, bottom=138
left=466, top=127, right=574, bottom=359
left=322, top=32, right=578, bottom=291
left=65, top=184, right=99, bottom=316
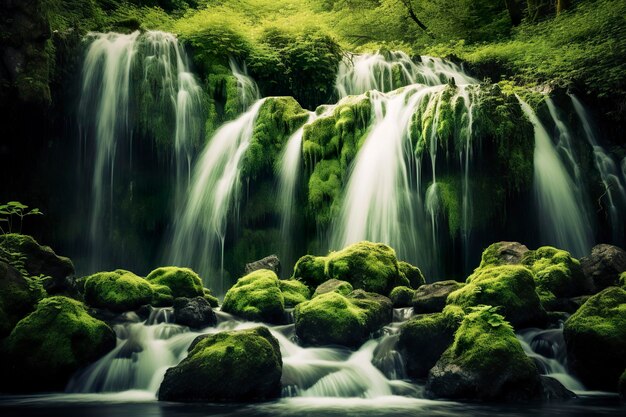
left=222, top=269, right=286, bottom=323
left=146, top=266, right=205, bottom=298
left=84, top=269, right=155, bottom=311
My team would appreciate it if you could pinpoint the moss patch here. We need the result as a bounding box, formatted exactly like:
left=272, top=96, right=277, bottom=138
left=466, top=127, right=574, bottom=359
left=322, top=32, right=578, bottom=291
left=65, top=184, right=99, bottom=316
left=279, top=279, right=310, bottom=307
left=84, top=269, right=154, bottom=312
left=390, top=286, right=415, bottom=308
left=222, top=269, right=285, bottom=323
left=146, top=266, right=205, bottom=299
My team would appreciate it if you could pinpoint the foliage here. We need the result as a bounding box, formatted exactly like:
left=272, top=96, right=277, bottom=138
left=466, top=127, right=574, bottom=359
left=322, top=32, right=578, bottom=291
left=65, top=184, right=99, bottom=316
left=0, top=201, right=43, bottom=235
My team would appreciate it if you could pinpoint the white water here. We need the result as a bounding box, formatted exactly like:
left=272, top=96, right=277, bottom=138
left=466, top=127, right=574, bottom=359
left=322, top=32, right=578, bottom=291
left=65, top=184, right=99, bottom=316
left=518, top=97, right=593, bottom=257
left=168, top=100, right=266, bottom=293
left=229, top=58, right=261, bottom=109
left=80, top=31, right=203, bottom=271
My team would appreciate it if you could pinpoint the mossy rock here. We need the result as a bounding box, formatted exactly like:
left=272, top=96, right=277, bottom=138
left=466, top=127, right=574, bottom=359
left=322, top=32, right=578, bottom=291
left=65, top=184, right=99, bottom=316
left=389, top=286, right=415, bottom=308
left=1, top=296, right=115, bottom=392
left=84, top=269, right=154, bottom=312
left=203, top=288, right=219, bottom=307
left=425, top=305, right=542, bottom=401
left=151, top=284, right=174, bottom=307
left=563, top=287, right=626, bottom=391
left=313, top=278, right=353, bottom=297
left=398, top=307, right=463, bottom=378
left=0, top=261, right=40, bottom=338
left=521, top=246, right=589, bottom=308
left=447, top=265, right=546, bottom=328
left=292, top=241, right=407, bottom=295
left=620, top=272, right=626, bottom=289
left=398, top=261, right=426, bottom=288
left=146, top=266, right=205, bottom=299
left=279, top=279, right=310, bottom=308
left=222, top=269, right=285, bottom=323
left=294, top=290, right=391, bottom=348
left=413, top=280, right=465, bottom=314
left=478, top=241, right=529, bottom=268
left=158, top=326, right=282, bottom=402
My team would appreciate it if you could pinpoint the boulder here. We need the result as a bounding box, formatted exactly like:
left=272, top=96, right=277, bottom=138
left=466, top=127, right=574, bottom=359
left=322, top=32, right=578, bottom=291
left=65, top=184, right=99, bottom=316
left=540, top=376, right=576, bottom=400
left=580, top=244, right=626, bottom=291
left=425, top=306, right=542, bottom=401
left=222, top=269, right=285, bottom=323
left=294, top=290, right=392, bottom=348
left=245, top=254, right=281, bottom=276
left=1, top=296, right=116, bottom=392
left=84, top=269, right=154, bottom=312
left=0, top=260, right=39, bottom=338
left=158, top=327, right=282, bottom=402
left=173, top=297, right=216, bottom=329
left=389, top=286, right=415, bottom=308
left=279, top=279, right=310, bottom=307
left=413, top=280, right=464, bottom=314
left=312, top=278, right=353, bottom=297
left=203, top=288, right=219, bottom=307
left=447, top=265, right=547, bottom=328
left=146, top=266, right=205, bottom=299
left=563, top=287, right=626, bottom=390
left=398, top=261, right=425, bottom=288
left=292, top=241, right=409, bottom=295
left=478, top=241, right=529, bottom=268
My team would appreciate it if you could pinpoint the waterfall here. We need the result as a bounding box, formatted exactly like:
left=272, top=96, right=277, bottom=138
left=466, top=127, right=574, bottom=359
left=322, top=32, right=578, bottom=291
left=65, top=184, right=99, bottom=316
left=168, top=99, right=266, bottom=293
left=569, top=94, right=626, bottom=243
left=79, top=31, right=203, bottom=272
left=518, top=97, right=593, bottom=257
left=229, top=58, right=261, bottom=109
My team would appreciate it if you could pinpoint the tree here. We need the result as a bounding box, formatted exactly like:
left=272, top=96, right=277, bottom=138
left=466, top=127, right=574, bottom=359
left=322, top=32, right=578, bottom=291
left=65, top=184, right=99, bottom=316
left=504, top=0, right=523, bottom=26
left=397, top=0, right=432, bottom=36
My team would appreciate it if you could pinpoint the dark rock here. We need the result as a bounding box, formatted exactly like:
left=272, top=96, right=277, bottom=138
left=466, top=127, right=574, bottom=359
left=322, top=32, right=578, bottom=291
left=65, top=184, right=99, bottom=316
left=0, top=260, right=38, bottom=338
left=413, top=280, right=464, bottom=314
left=245, top=255, right=281, bottom=276
left=158, top=327, right=282, bottom=402
left=173, top=297, right=217, bottom=329
left=580, top=244, right=626, bottom=291
left=540, top=376, right=576, bottom=400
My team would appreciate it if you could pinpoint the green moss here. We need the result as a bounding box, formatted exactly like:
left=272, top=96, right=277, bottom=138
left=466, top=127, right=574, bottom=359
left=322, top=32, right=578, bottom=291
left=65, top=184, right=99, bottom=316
left=151, top=284, right=174, bottom=307
left=222, top=269, right=285, bottom=323
left=292, top=241, right=405, bottom=295
left=0, top=233, right=74, bottom=281
left=563, top=287, right=626, bottom=390
left=279, top=279, right=310, bottom=307
left=2, top=296, right=115, bottom=391
left=146, top=266, right=205, bottom=299
left=203, top=288, right=219, bottom=307
left=447, top=265, right=546, bottom=328
left=398, top=261, right=425, bottom=288
left=84, top=269, right=154, bottom=312
left=0, top=261, right=40, bottom=338
left=306, top=159, right=343, bottom=227
left=618, top=271, right=626, bottom=289
left=312, top=278, right=354, bottom=297
left=521, top=246, right=587, bottom=307
left=389, top=286, right=415, bottom=308
left=158, top=326, right=282, bottom=402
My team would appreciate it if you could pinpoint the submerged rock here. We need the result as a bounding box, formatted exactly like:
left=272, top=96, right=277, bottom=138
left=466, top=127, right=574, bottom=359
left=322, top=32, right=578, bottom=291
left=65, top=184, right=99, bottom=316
left=279, top=279, right=310, bottom=307
left=0, top=260, right=40, bottom=338
left=389, top=286, right=415, bottom=308
left=245, top=254, right=281, bottom=276
left=84, top=269, right=154, bottom=312
left=312, top=278, right=353, bottom=297
left=425, top=306, right=542, bottom=401
left=222, top=269, right=285, bottom=323
left=1, top=296, right=115, bottom=392
left=563, top=286, right=626, bottom=391
left=580, top=244, right=626, bottom=291
left=158, top=327, right=282, bottom=402
left=173, top=297, right=216, bottom=329
left=413, top=280, right=464, bottom=314
left=146, top=266, right=205, bottom=299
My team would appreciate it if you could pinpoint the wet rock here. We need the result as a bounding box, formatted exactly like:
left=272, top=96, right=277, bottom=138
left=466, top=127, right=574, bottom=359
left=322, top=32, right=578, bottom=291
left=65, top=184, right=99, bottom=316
left=312, top=278, right=353, bottom=297
left=580, top=244, right=626, bottom=291
left=412, top=280, right=464, bottom=314
left=173, top=297, right=217, bottom=329
left=478, top=241, right=529, bottom=267
left=245, top=255, right=281, bottom=276
left=0, top=260, right=38, bottom=338
left=540, top=376, right=576, bottom=400
left=389, top=286, right=415, bottom=308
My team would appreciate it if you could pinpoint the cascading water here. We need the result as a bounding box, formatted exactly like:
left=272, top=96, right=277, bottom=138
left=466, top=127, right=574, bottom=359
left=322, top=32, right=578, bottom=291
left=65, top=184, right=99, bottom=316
left=79, top=31, right=203, bottom=272
left=518, top=97, right=593, bottom=257
left=229, top=58, right=261, bottom=109
left=168, top=99, right=266, bottom=293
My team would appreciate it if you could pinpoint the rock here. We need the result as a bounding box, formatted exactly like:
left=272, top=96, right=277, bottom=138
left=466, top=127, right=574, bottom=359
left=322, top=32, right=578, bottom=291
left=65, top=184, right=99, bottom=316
left=413, top=280, right=464, bottom=314
left=522, top=246, right=589, bottom=308
left=292, top=241, right=409, bottom=295
left=245, top=254, right=281, bottom=276
left=540, top=376, right=576, bottom=400
left=294, top=290, right=392, bottom=348
left=580, top=244, right=626, bottom=291
left=84, top=269, right=154, bottom=312
left=425, top=306, right=542, bottom=401
left=398, top=307, right=462, bottom=378
left=151, top=284, right=174, bottom=307
left=1, top=296, right=116, bottom=392
left=398, top=261, right=425, bottom=288
left=222, top=269, right=285, bottom=323
left=146, top=266, right=205, bottom=299
left=389, top=286, right=415, bottom=308
left=0, top=260, right=39, bottom=338
left=279, top=279, right=310, bottom=307
left=0, top=233, right=74, bottom=292
left=173, top=297, right=217, bottom=329
left=312, top=278, right=353, bottom=297
left=158, top=327, right=282, bottom=402
left=447, top=265, right=547, bottom=328
left=563, top=287, right=626, bottom=390
left=620, top=369, right=626, bottom=400
left=203, top=288, right=219, bottom=307
left=478, top=241, right=529, bottom=268
left=620, top=272, right=626, bottom=288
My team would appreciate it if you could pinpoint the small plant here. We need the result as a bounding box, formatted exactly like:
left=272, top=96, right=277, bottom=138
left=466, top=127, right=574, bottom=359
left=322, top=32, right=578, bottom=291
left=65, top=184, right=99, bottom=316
left=0, top=201, right=44, bottom=235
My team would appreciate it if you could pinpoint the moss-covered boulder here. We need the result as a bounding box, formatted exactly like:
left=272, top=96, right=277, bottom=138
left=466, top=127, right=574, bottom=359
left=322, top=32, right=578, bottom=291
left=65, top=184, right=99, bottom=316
left=580, top=244, right=626, bottom=291
left=0, top=260, right=41, bottom=338
left=151, top=284, right=174, bottom=307
left=563, top=287, right=626, bottom=390
left=313, top=278, right=354, bottom=297
left=292, top=241, right=408, bottom=295
left=398, top=261, right=426, bottom=288
left=84, top=269, right=154, bottom=312
left=447, top=265, right=546, bottom=328
left=521, top=246, right=589, bottom=308
left=1, top=296, right=115, bottom=392
left=413, top=280, right=464, bottom=313
left=158, top=326, right=282, bottom=402
left=294, top=290, right=392, bottom=348
left=478, top=241, right=529, bottom=268
left=146, top=266, right=205, bottom=299
left=390, top=286, right=415, bottom=308
left=279, top=279, right=310, bottom=307
left=203, top=288, right=219, bottom=307
left=620, top=272, right=626, bottom=289
left=425, top=306, right=542, bottom=401
left=398, top=306, right=463, bottom=378
left=222, top=269, right=285, bottom=323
